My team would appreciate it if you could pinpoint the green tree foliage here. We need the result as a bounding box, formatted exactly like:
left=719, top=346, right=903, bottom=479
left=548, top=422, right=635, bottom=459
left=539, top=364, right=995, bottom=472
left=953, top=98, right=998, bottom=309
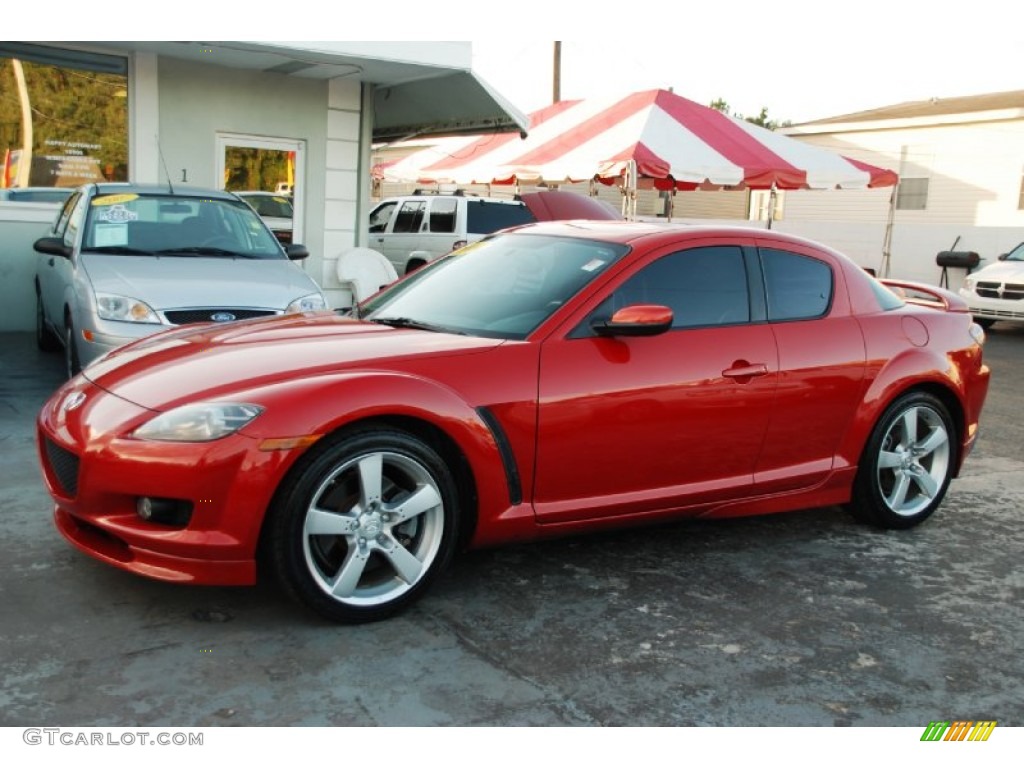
left=709, top=98, right=790, bottom=131
left=0, top=58, right=128, bottom=184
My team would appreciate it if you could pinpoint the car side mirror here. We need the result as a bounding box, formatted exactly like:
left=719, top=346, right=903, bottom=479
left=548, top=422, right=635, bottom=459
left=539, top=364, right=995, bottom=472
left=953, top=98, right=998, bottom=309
left=592, top=304, right=673, bottom=337
left=34, top=236, right=71, bottom=258
left=997, top=253, right=1008, bottom=261
left=285, top=243, right=309, bottom=261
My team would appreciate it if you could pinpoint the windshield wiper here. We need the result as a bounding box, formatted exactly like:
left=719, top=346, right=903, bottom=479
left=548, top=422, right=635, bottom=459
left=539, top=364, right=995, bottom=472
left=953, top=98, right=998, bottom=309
left=154, top=247, right=254, bottom=258
left=369, top=316, right=465, bottom=335
left=87, top=245, right=155, bottom=255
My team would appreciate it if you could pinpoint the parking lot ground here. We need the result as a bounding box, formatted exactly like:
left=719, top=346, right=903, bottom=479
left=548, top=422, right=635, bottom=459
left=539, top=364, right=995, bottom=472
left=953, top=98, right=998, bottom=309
left=1, top=327, right=1022, bottom=727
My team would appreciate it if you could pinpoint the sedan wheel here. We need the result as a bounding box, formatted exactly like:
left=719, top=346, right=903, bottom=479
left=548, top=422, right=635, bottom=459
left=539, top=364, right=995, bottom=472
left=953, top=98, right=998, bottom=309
left=266, top=428, right=459, bottom=623
left=849, top=392, right=956, bottom=529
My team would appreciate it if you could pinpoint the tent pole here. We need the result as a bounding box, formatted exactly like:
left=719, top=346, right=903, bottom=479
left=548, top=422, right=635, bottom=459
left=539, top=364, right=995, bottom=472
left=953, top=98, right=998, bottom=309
left=880, top=185, right=896, bottom=278
left=766, top=183, right=777, bottom=230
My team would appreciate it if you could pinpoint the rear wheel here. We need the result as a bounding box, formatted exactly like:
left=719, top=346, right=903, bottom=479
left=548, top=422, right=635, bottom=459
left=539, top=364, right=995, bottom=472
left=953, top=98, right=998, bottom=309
left=848, top=392, right=956, bottom=529
left=265, top=427, right=459, bottom=623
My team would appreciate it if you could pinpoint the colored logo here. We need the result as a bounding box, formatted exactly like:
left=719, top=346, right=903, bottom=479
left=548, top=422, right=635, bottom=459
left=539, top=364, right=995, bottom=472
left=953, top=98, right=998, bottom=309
left=210, top=312, right=236, bottom=322
left=920, top=721, right=996, bottom=741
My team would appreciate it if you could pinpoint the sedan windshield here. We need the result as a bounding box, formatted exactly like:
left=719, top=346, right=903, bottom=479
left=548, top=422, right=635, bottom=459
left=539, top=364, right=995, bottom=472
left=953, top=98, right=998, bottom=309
left=1005, top=243, right=1024, bottom=262
left=83, top=193, right=285, bottom=259
left=362, top=233, right=629, bottom=339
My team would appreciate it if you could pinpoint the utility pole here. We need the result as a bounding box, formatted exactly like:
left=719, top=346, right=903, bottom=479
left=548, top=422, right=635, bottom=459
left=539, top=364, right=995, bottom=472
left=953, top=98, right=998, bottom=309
left=552, top=42, right=561, bottom=104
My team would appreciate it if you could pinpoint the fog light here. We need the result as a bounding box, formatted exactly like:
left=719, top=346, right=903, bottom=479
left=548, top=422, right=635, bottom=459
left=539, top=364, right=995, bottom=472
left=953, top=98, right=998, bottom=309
left=136, top=497, right=193, bottom=526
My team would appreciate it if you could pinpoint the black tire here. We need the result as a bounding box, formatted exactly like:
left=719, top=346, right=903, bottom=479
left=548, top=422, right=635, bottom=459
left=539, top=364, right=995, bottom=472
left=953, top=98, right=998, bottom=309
left=973, top=317, right=995, bottom=330
left=848, top=392, right=957, bottom=529
left=64, top=317, right=82, bottom=378
left=405, top=258, right=427, bottom=274
left=265, top=427, right=460, bottom=623
left=36, top=293, right=60, bottom=352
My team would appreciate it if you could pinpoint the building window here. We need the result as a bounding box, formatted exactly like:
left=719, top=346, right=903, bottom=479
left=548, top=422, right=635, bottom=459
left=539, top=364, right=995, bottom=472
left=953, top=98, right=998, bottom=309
left=896, top=177, right=929, bottom=210
left=896, top=145, right=930, bottom=211
left=1, top=44, right=128, bottom=189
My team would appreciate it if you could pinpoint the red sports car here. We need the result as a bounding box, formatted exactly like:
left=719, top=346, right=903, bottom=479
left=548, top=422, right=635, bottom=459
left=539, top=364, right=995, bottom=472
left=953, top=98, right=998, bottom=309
left=37, top=222, right=991, bottom=623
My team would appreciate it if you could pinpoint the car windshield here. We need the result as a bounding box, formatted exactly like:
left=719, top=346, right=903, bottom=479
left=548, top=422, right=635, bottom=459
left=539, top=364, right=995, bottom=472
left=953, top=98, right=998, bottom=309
left=83, top=192, right=285, bottom=259
left=361, top=233, right=629, bottom=339
left=1005, top=243, right=1024, bottom=262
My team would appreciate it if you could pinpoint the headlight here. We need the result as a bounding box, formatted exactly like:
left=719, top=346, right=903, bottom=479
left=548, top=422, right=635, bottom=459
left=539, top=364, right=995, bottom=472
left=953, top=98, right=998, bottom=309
left=96, top=292, right=161, bottom=324
left=286, top=293, right=327, bottom=313
left=133, top=403, right=263, bottom=442
left=962, top=277, right=976, bottom=292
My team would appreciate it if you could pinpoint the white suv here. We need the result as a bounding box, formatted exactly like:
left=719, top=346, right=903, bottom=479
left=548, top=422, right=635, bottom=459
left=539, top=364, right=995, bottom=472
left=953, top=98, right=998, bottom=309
left=367, top=191, right=622, bottom=275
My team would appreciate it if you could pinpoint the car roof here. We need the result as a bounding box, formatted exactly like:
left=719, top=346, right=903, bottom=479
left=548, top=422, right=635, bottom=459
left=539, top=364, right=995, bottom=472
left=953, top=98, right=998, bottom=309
left=82, top=182, right=242, bottom=201
left=500, top=220, right=846, bottom=250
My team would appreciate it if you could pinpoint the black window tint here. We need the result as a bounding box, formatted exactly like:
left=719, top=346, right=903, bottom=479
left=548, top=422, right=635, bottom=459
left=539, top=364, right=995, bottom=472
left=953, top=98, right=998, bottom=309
left=429, top=198, right=458, bottom=233
left=761, top=248, right=833, bottom=321
left=609, top=246, right=750, bottom=328
left=466, top=200, right=536, bottom=234
left=391, top=201, right=425, bottom=234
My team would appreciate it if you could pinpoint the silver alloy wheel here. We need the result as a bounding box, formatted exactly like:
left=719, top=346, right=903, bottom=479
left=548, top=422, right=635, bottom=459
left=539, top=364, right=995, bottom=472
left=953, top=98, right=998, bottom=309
left=875, top=404, right=951, bottom=517
left=301, top=450, right=445, bottom=607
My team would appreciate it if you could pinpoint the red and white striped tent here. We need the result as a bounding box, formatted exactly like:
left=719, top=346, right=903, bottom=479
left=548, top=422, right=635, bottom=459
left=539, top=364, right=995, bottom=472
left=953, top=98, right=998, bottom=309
left=379, top=89, right=898, bottom=192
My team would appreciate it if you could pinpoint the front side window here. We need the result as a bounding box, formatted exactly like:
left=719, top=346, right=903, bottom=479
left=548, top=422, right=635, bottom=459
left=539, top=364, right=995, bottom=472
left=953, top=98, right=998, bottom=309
left=591, top=246, right=751, bottom=330
left=368, top=201, right=397, bottom=233
left=761, top=248, right=833, bottom=321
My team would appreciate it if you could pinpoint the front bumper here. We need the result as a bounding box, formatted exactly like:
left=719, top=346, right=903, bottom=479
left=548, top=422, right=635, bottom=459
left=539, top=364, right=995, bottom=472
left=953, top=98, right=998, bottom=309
left=37, top=379, right=298, bottom=585
left=959, top=290, right=1024, bottom=324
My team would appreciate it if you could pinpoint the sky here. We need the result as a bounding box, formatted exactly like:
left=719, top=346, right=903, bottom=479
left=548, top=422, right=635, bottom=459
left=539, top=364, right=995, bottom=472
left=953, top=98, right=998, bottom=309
left=467, top=2, right=1024, bottom=124
left=17, top=0, right=1024, bottom=126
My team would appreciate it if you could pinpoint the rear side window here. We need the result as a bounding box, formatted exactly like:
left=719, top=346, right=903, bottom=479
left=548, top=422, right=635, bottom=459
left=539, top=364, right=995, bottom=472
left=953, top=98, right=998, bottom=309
left=466, top=200, right=536, bottom=235
left=429, top=198, right=458, bottom=233
left=392, top=201, right=426, bottom=233
left=761, top=248, right=833, bottom=321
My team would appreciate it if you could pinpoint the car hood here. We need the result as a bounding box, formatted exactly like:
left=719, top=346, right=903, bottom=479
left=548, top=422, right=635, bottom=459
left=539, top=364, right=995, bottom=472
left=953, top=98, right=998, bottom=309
left=520, top=191, right=623, bottom=221
left=83, top=312, right=505, bottom=410
left=81, top=252, right=320, bottom=310
left=970, top=260, right=1024, bottom=282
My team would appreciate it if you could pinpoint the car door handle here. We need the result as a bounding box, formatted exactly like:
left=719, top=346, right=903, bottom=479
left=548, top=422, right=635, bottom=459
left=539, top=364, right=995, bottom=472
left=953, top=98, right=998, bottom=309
left=722, top=362, right=769, bottom=381
left=48, top=258, right=55, bottom=266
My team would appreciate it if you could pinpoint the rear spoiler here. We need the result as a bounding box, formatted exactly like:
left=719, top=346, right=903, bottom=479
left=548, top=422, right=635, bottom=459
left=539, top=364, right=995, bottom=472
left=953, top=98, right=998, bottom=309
left=878, top=279, right=969, bottom=313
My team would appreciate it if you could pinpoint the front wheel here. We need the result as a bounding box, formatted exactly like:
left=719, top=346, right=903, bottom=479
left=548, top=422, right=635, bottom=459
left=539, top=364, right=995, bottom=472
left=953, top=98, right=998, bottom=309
left=848, top=392, right=957, bottom=529
left=265, top=427, right=460, bottom=623
left=36, top=293, right=60, bottom=352
left=64, top=318, right=82, bottom=378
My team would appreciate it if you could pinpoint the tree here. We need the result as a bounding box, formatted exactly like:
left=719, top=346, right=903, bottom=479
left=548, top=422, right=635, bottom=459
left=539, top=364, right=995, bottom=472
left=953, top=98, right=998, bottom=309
left=709, top=99, right=790, bottom=131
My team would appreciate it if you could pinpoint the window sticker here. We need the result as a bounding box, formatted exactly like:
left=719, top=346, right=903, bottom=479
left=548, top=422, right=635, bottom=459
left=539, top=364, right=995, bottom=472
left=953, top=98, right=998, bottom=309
left=92, top=222, right=128, bottom=247
left=94, top=204, right=138, bottom=223
left=91, top=193, right=139, bottom=207
left=581, top=259, right=607, bottom=272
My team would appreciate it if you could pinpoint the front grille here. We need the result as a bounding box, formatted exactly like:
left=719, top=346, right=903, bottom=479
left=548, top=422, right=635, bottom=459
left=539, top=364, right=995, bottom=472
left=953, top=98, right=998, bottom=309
left=164, top=309, right=277, bottom=325
left=44, top=438, right=80, bottom=497
left=976, top=282, right=1024, bottom=301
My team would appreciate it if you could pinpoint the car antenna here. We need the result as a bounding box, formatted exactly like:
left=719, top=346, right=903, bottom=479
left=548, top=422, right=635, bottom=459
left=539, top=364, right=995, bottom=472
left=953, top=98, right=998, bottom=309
left=157, top=140, right=175, bottom=194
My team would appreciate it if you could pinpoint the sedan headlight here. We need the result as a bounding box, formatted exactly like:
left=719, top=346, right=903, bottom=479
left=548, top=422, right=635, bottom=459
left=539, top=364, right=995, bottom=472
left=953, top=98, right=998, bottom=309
left=96, top=292, right=161, bottom=324
left=133, top=403, right=263, bottom=442
left=286, top=293, right=327, bottom=314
